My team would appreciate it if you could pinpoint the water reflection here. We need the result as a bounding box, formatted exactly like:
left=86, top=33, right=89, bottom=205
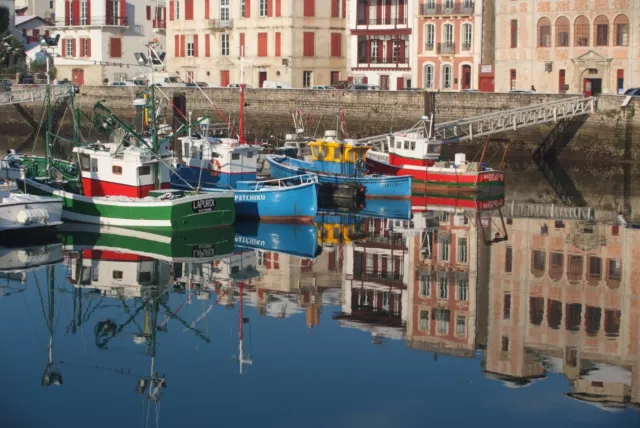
left=0, top=199, right=639, bottom=427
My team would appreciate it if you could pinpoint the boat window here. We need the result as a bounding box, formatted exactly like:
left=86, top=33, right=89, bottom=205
left=91, top=158, right=98, bottom=172
left=113, top=270, right=124, bottom=280
left=333, top=148, right=341, bottom=159
left=410, top=141, right=416, bottom=150
left=349, top=151, right=355, bottom=162
left=247, top=151, right=254, bottom=158
left=112, top=165, right=123, bottom=175
left=396, top=141, right=401, bottom=149
left=139, top=166, right=151, bottom=176
left=311, top=146, right=319, bottom=157
left=404, top=141, right=409, bottom=150
left=182, top=142, right=190, bottom=157
left=80, top=154, right=90, bottom=172
left=231, top=153, right=240, bottom=160
left=427, top=144, right=441, bottom=154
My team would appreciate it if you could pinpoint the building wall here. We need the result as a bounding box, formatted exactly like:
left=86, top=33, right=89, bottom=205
left=51, top=0, right=167, bottom=85
left=16, top=0, right=54, bottom=18
left=415, top=0, right=482, bottom=90
left=167, top=0, right=347, bottom=88
left=494, top=0, right=640, bottom=94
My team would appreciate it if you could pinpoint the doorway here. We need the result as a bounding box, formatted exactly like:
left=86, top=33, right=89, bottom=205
left=558, top=69, right=566, bottom=93
left=330, top=71, right=340, bottom=85
left=461, top=65, right=471, bottom=90
left=258, top=71, right=267, bottom=88
left=220, top=70, right=230, bottom=87
left=380, top=75, right=389, bottom=90
left=72, top=68, right=84, bottom=86
left=583, top=78, right=602, bottom=96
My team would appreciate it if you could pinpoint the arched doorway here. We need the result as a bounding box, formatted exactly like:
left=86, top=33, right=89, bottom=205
left=72, top=68, right=84, bottom=86
left=461, top=65, right=472, bottom=90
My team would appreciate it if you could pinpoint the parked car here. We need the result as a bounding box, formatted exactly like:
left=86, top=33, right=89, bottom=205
left=509, top=89, right=536, bottom=94
left=227, top=83, right=253, bottom=88
left=262, top=80, right=290, bottom=89
left=331, top=81, right=349, bottom=89
left=403, top=87, right=421, bottom=91
left=462, top=89, right=479, bottom=93
left=349, top=84, right=383, bottom=91
left=623, top=88, right=640, bottom=97
left=111, top=81, right=138, bottom=86
left=311, top=85, right=332, bottom=90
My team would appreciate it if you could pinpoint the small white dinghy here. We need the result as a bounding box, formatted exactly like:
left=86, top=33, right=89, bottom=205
left=0, top=154, right=63, bottom=237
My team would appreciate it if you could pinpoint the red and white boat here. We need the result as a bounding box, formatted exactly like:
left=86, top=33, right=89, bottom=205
left=365, top=116, right=504, bottom=194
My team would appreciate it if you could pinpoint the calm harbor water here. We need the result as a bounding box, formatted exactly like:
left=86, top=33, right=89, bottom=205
left=2, top=166, right=640, bottom=428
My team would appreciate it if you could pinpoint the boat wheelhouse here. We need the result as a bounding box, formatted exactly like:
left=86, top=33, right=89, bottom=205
left=307, top=130, right=371, bottom=176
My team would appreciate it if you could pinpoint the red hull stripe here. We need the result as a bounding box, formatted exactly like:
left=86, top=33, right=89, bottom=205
left=388, top=153, right=434, bottom=167
left=81, top=178, right=171, bottom=198
left=398, top=168, right=504, bottom=184
left=410, top=196, right=505, bottom=211
left=81, top=249, right=154, bottom=262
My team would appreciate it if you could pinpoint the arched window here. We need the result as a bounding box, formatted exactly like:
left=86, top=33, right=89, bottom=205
left=424, top=64, right=434, bottom=88
left=556, top=17, right=570, bottom=47
left=594, top=15, right=609, bottom=46
left=443, top=23, right=453, bottom=47
left=442, top=64, right=452, bottom=89
left=537, top=17, right=551, bottom=47
left=462, top=23, right=472, bottom=50
left=574, top=15, right=589, bottom=46
left=614, top=15, right=629, bottom=46
left=424, top=23, right=435, bottom=50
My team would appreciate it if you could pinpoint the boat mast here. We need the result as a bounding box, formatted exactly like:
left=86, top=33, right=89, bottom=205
left=147, top=43, right=160, bottom=190
left=237, top=281, right=252, bottom=374
left=239, top=50, right=245, bottom=145
left=42, top=42, right=53, bottom=179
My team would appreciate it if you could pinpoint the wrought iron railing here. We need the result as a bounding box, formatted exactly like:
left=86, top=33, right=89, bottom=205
left=53, top=16, right=129, bottom=26
left=420, top=2, right=474, bottom=15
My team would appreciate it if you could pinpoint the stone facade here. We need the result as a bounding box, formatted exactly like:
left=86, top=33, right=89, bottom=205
left=167, top=0, right=347, bottom=88
left=494, top=0, right=640, bottom=94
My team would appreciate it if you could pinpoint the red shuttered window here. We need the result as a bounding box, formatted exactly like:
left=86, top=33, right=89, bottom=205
left=303, top=32, right=314, bottom=56
left=257, top=32, right=268, bottom=57
left=275, top=32, right=281, bottom=57
left=331, top=33, right=341, bottom=57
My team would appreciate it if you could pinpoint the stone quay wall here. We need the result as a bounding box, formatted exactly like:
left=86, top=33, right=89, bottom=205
left=1, top=87, right=638, bottom=161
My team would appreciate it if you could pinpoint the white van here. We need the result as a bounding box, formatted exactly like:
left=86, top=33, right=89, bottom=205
left=147, top=72, right=186, bottom=87
left=262, top=80, right=290, bottom=89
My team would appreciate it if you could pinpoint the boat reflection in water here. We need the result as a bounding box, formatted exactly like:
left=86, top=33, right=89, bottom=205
left=0, top=239, right=63, bottom=298
left=2, top=192, right=639, bottom=425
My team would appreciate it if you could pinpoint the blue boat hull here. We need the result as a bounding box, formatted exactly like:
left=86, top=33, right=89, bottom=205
left=266, top=155, right=411, bottom=199
left=172, top=175, right=318, bottom=222
left=234, top=221, right=322, bottom=259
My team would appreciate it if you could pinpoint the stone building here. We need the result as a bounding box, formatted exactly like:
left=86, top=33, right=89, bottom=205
left=49, top=0, right=167, bottom=86
left=167, top=0, right=347, bottom=88
left=415, top=0, right=484, bottom=90
left=493, top=0, right=639, bottom=94
left=346, top=0, right=414, bottom=90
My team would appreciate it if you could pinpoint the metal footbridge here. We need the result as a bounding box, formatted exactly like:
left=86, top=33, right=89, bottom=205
left=356, top=96, right=596, bottom=146
left=0, top=84, right=73, bottom=106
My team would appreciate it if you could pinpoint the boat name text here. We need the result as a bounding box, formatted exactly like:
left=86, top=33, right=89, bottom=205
left=192, top=198, right=216, bottom=213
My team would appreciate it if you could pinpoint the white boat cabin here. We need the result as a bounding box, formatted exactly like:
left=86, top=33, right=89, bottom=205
left=282, top=131, right=312, bottom=159
left=73, top=140, right=171, bottom=198
left=179, top=136, right=261, bottom=180
left=385, top=132, right=442, bottom=165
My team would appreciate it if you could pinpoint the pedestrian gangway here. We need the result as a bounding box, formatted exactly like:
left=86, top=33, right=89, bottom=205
left=355, top=96, right=596, bottom=147
left=0, top=84, right=73, bottom=106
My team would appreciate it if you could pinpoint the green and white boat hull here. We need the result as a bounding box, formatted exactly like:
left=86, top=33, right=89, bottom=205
left=20, top=178, right=235, bottom=234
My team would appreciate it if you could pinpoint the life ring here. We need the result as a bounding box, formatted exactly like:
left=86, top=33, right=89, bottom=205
left=208, top=159, right=222, bottom=176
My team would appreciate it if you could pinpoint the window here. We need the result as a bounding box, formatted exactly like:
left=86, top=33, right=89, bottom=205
left=241, top=0, right=245, bottom=17
left=371, top=39, right=378, bottom=61
left=505, top=247, right=513, bottom=273
left=556, top=17, right=569, bottom=46
left=176, top=0, right=180, bottom=19
left=503, top=294, right=511, bottom=319
left=434, top=308, right=450, bottom=335
left=420, top=272, right=430, bottom=296
left=510, top=68, right=516, bottom=90
left=529, top=297, right=544, bottom=325
left=425, top=24, right=435, bottom=50
left=66, top=39, right=73, bottom=56
left=444, top=0, right=453, bottom=9
left=614, top=15, right=629, bottom=46
left=82, top=38, right=89, bottom=56
left=594, top=15, right=609, bottom=46
left=186, top=34, right=194, bottom=56
left=419, top=310, right=429, bottom=330
left=231, top=153, right=240, bottom=160
left=538, top=17, right=551, bottom=47
left=303, top=71, right=312, bottom=88
left=81, top=0, right=88, bottom=25
left=109, top=38, right=122, bottom=58
left=221, top=33, right=229, bottom=56
left=501, top=336, right=509, bottom=352
left=438, top=233, right=450, bottom=260
left=442, top=64, right=452, bottom=89
left=113, top=270, right=124, bottom=280
left=304, top=0, right=315, bottom=17
left=456, top=276, right=467, bottom=301
left=331, top=33, right=342, bottom=57
left=532, top=250, right=545, bottom=272
left=220, top=0, right=229, bottom=21
left=510, top=19, right=517, bottom=48
left=608, top=259, right=621, bottom=280
left=275, top=32, right=281, bottom=56
left=303, top=32, right=315, bottom=56
left=424, top=64, right=434, bottom=88
left=184, top=0, right=193, bottom=19
left=456, top=315, right=466, bottom=336
left=139, top=166, right=151, bottom=175
left=462, top=23, right=472, bottom=50
left=112, top=165, right=123, bottom=175
left=589, top=256, right=602, bottom=279
left=80, top=154, right=90, bottom=171
left=443, top=23, right=453, bottom=47
left=438, top=273, right=448, bottom=299
left=91, top=158, right=98, bottom=172
left=575, top=16, right=589, bottom=46
left=257, top=32, right=267, bottom=56
left=259, top=0, right=267, bottom=16
left=457, top=238, right=467, bottom=263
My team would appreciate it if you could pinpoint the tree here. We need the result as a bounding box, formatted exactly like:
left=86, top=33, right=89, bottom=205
left=0, top=34, right=26, bottom=67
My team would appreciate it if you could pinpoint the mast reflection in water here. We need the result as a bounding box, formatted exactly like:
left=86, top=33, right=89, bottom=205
left=0, top=199, right=639, bottom=428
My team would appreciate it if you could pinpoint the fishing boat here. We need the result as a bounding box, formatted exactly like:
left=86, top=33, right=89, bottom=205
left=315, top=212, right=368, bottom=247
left=266, top=130, right=412, bottom=199
left=0, top=240, right=63, bottom=278
left=234, top=220, right=321, bottom=259
left=7, top=46, right=235, bottom=233
left=364, top=116, right=504, bottom=193
left=170, top=85, right=318, bottom=223
left=0, top=157, right=62, bottom=238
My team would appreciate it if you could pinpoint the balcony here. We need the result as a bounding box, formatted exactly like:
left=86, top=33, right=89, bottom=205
left=51, top=16, right=129, bottom=27
left=356, top=18, right=408, bottom=26
left=461, top=42, right=471, bottom=51
left=153, top=19, right=166, bottom=29
left=420, top=1, right=474, bottom=15
left=437, top=42, right=455, bottom=54
left=208, top=19, right=233, bottom=31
